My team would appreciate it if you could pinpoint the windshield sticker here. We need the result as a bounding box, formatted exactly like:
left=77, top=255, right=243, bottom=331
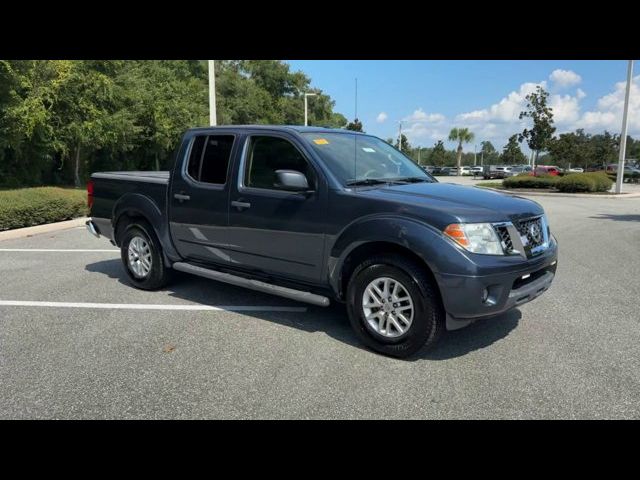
left=313, top=138, right=329, bottom=145
left=362, top=147, right=376, bottom=153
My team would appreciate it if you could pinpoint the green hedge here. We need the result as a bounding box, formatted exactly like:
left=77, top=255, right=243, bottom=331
left=556, top=173, right=613, bottom=193
left=503, top=174, right=559, bottom=189
left=0, top=187, right=88, bottom=231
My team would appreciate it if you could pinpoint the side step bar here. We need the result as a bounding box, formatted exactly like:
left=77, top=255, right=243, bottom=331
left=172, top=262, right=330, bottom=307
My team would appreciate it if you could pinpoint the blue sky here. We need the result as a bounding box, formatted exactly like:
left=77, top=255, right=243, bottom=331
left=286, top=60, right=639, bottom=154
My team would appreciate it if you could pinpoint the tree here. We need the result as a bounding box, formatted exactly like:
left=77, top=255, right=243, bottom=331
left=547, top=130, right=588, bottom=169
left=119, top=61, right=207, bottom=171
left=500, top=135, right=527, bottom=165
left=0, top=60, right=349, bottom=187
left=448, top=127, right=475, bottom=171
left=395, top=134, right=411, bottom=154
left=429, top=140, right=447, bottom=166
left=590, top=131, right=619, bottom=169
left=385, top=138, right=394, bottom=145
left=345, top=118, right=363, bottom=132
left=52, top=61, right=138, bottom=186
left=518, top=85, right=555, bottom=169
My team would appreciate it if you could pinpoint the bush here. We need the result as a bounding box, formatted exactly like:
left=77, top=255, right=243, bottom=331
left=556, top=174, right=596, bottom=192
left=503, top=174, right=559, bottom=189
left=0, top=187, right=87, bottom=231
left=582, top=172, right=613, bottom=192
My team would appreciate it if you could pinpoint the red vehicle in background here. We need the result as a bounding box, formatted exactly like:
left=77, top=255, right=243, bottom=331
left=534, top=165, right=561, bottom=176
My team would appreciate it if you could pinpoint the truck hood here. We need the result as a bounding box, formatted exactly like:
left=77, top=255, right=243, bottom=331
left=357, top=182, right=544, bottom=227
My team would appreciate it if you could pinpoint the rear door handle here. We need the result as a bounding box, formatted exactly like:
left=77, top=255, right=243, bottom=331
left=174, top=193, right=191, bottom=202
left=231, top=200, right=251, bottom=210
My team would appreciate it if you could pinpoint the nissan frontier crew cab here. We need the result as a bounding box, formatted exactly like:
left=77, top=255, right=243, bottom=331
left=87, top=126, right=558, bottom=358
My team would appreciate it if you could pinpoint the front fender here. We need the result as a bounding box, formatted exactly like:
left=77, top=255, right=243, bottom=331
left=326, top=214, right=474, bottom=297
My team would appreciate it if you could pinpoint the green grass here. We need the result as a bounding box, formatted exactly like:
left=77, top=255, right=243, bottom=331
left=475, top=181, right=504, bottom=189
left=0, top=187, right=88, bottom=231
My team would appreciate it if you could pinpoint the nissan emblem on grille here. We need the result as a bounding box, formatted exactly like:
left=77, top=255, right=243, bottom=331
left=515, top=216, right=546, bottom=252
left=529, top=222, right=542, bottom=243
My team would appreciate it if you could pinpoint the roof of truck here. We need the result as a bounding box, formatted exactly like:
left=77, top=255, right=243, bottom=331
left=186, top=125, right=367, bottom=135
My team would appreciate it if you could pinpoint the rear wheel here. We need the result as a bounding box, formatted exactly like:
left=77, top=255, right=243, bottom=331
left=346, top=254, right=444, bottom=358
left=120, top=221, right=171, bottom=290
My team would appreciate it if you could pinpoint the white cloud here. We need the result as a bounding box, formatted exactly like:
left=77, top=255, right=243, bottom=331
left=395, top=70, right=640, bottom=151
left=456, top=81, right=546, bottom=125
left=550, top=69, right=582, bottom=87
left=575, top=74, right=640, bottom=134
left=376, top=112, right=388, bottom=123
left=404, top=108, right=445, bottom=123
left=549, top=94, right=580, bottom=124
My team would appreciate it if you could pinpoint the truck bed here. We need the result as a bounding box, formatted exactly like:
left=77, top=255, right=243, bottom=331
left=89, top=171, right=170, bottom=241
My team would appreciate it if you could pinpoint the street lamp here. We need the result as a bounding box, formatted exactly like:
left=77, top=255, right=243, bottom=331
left=615, top=60, right=634, bottom=194
left=208, top=60, right=217, bottom=126
left=304, top=93, right=317, bottom=126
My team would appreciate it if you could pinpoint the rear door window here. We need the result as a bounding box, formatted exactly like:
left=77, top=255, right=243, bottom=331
left=186, top=135, right=235, bottom=185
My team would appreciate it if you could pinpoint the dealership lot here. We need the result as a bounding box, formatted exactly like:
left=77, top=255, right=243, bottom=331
left=1, top=193, right=640, bottom=419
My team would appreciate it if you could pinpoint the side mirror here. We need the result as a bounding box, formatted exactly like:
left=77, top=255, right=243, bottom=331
left=274, top=170, right=311, bottom=192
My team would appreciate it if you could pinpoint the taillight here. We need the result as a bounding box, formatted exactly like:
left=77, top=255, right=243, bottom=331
left=87, top=180, right=94, bottom=210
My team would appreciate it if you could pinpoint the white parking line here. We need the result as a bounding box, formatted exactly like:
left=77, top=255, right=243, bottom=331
left=0, top=300, right=307, bottom=312
left=0, top=249, right=118, bottom=252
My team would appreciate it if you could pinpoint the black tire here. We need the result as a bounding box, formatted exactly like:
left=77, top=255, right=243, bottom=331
left=120, top=220, right=171, bottom=290
left=346, top=254, right=444, bottom=358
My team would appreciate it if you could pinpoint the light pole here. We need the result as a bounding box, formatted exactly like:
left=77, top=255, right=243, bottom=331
left=304, top=93, right=317, bottom=126
left=474, top=144, right=477, bottom=166
left=417, top=146, right=421, bottom=165
left=615, top=60, right=634, bottom=194
left=208, top=60, right=217, bottom=126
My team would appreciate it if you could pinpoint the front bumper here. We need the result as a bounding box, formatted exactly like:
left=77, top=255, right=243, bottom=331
left=436, top=243, right=558, bottom=324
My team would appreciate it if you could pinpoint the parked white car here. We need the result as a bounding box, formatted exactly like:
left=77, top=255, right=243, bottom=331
left=459, top=166, right=472, bottom=176
left=566, top=167, right=584, bottom=173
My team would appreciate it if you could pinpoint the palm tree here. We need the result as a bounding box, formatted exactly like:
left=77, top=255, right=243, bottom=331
left=448, top=128, right=475, bottom=174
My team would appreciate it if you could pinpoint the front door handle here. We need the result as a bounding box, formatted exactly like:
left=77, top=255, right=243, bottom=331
left=231, top=200, right=251, bottom=210
left=174, top=193, right=191, bottom=202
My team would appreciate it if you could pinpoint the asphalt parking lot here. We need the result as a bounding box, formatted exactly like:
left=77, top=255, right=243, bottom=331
left=1, top=192, right=640, bottom=419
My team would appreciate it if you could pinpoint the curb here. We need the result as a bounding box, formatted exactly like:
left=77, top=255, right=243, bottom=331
left=0, top=217, right=89, bottom=242
left=475, top=186, right=640, bottom=199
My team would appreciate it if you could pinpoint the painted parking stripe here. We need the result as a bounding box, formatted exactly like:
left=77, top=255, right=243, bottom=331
left=0, top=300, right=306, bottom=312
left=0, top=249, right=118, bottom=252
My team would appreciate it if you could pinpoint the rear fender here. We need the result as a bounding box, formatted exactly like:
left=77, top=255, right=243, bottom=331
left=112, top=193, right=180, bottom=263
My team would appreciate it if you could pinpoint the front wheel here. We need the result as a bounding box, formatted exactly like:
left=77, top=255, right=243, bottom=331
left=120, top=222, right=171, bottom=290
left=346, top=254, right=444, bottom=358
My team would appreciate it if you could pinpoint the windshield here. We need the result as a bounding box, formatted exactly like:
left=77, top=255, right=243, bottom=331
left=302, top=132, right=434, bottom=186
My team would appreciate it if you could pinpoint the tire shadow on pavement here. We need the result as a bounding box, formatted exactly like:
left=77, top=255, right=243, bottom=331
left=85, top=258, right=520, bottom=360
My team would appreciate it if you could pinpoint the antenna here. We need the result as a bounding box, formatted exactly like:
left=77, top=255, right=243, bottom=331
left=354, top=78, right=358, bottom=186
left=355, top=78, right=358, bottom=120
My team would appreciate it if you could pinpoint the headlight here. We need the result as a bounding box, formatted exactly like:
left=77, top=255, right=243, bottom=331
left=443, top=223, right=504, bottom=255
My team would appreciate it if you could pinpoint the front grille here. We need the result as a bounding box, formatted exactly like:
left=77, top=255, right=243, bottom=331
left=495, top=225, right=514, bottom=254
left=515, top=216, right=545, bottom=250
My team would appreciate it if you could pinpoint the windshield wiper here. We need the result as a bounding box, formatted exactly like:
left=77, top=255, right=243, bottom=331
left=345, top=178, right=390, bottom=187
left=388, top=177, right=432, bottom=184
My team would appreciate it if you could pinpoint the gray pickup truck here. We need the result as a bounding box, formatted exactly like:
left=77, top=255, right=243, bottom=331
left=87, top=125, right=558, bottom=358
